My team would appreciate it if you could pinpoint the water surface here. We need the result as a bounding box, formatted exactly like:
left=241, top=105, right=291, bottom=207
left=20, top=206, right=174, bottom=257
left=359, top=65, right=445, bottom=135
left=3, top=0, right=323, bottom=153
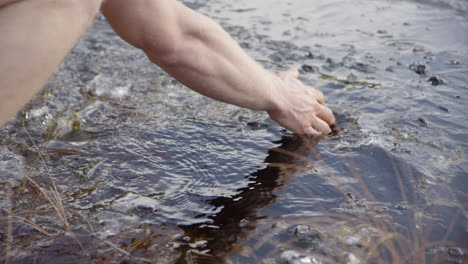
left=0, top=0, right=467, bottom=263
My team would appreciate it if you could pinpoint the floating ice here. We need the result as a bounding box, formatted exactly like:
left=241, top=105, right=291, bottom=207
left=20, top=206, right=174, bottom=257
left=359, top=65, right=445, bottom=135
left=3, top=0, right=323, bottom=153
left=83, top=74, right=132, bottom=100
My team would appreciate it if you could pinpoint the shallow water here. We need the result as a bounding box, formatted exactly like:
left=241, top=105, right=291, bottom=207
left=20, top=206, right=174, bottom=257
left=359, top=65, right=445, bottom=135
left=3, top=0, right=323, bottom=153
left=0, top=0, right=467, bottom=263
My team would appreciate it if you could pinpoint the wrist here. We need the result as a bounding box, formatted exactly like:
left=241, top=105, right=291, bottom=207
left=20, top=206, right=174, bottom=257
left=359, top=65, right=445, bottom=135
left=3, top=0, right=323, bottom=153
left=264, top=73, right=287, bottom=115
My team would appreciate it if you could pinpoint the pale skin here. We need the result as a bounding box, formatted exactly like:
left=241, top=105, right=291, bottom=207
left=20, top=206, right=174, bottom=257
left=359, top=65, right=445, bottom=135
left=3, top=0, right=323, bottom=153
left=0, top=0, right=335, bottom=135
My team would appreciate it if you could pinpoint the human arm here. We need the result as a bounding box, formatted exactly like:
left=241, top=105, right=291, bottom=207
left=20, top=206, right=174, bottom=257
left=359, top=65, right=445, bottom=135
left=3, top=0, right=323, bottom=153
left=101, top=0, right=335, bottom=135
left=0, top=0, right=102, bottom=126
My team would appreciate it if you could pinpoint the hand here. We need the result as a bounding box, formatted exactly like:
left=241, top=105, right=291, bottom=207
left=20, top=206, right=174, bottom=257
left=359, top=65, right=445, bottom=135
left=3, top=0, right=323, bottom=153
left=268, top=67, right=335, bottom=135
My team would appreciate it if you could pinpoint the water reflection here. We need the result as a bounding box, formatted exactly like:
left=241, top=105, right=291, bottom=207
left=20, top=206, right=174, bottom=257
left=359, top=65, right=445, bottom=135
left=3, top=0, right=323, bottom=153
left=176, top=135, right=319, bottom=263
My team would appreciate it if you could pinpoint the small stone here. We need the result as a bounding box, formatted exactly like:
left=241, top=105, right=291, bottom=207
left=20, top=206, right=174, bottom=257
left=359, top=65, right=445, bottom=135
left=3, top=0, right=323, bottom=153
left=347, top=253, right=360, bottom=264
left=438, top=106, right=449, bottom=112
left=262, top=258, right=278, bottom=264
left=375, top=206, right=388, bottom=214
left=448, top=247, right=464, bottom=257
left=305, top=51, right=314, bottom=59
left=446, top=60, right=461, bottom=65
left=395, top=202, right=408, bottom=210
left=417, top=117, right=429, bottom=127
left=301, top=64, right=318, bottom=73
left=345, top=192, right=357, bottom=201
left=295, top=225, right=313, bottom=236
left=409, top=63, right=426, bottom=75
left=428, top=76, right=444, bottom=86
left=279, top=250, right=322, bottom=264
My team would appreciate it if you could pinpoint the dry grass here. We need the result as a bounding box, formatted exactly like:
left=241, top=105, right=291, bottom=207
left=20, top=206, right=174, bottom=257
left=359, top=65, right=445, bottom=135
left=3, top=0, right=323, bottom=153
left=0, top=124, right=155, bottom=264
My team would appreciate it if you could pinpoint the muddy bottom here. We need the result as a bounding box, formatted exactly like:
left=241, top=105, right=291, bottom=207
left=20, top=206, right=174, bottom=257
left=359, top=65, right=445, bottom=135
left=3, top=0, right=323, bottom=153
left=0, top=0, right=467, bottom=263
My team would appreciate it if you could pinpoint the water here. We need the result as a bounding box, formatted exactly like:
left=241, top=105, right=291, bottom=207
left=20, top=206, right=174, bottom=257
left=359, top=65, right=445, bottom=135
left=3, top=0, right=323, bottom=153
left=0, top=0, right=467, bottom=263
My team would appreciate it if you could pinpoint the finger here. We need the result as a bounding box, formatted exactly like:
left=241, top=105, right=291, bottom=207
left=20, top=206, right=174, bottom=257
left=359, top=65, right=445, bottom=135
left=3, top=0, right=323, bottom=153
left=314, top=89, right=325, bottom=104
left=311, top=116, right=332, bottom=135
left=304, top=86, right=325, bottom=104
left=303, top=125, right=320, bottom=136
left=286, top=67, right=299, bottom=78
left=317, top=104, right=335, bottom=125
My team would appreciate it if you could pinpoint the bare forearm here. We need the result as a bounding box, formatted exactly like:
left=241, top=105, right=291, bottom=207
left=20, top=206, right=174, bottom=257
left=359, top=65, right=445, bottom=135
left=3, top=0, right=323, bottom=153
left=151, top=9, right=281, bottom=112
left=0, top=0, right=101, bottom=125
left=103, top=0, right=282, bottom=113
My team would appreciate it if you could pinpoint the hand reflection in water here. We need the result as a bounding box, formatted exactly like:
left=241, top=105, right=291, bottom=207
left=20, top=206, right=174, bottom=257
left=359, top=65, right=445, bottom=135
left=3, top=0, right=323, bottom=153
left=176, top=134, right=321, bottom=263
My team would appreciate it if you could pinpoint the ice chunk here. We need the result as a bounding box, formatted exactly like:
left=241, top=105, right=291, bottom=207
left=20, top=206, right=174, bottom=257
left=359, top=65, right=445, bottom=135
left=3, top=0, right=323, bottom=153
left=82, top=74, right=132, bottom=100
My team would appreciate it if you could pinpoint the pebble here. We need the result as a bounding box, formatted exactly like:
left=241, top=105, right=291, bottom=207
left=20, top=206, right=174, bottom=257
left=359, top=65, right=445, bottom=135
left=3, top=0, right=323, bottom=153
left=294, top=225, right=313, bottom=236
left=409, top=63, right=426, bottom=75
left=279, top=250, right=322, bottom=264
left=417, top=117, right=429, bottom=127
left=448, top=247, right=464, bottom=257
left=301, top=64, right=318, bottom=73
left=428, top=76, right=444, bottom=86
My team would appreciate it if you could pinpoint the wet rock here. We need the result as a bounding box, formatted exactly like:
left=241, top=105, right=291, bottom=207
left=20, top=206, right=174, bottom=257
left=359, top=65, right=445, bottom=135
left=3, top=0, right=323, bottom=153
left=240, top=42, right=250, bottom=48
left=446, top=59, right=462, bottom=65
left=110, top=192, right=159, bottom=214
left=350, top=62, right=376, bottom=73
left=0, top=146, right=26, bottom=186
left=269, top=53, right=284, bottom=62
left=293, top=225, right=323, bottom=250
left=417, top=117, right=429, bottom=127
left=322, top=57, right=341, bottom=71
left=181, top=0, right=208, bottom=8
left=428, top=76, right=444, bottom=86
left=409, top=63, right=426, bottom=75
left=347, top=253, right=360, bottom=264
left=294, top=225, right=313, bottom=236
left=285, top=53, right=307, bottom=61
left=25, top=106, right=50, bottom=120
left=247, top=121, right=269, bottom=130
left=264, top=40, right=298, bottom=51
left=346, top=73, right=357, bottom=81
left=45, top=112, right=84, bottom=138
left=132, top=204, right=156, bottom=217
left=413, top=46, right=425, bottom=52
left=305, top=51, right=314, bottom=59
left=301, top=64, right=318, bottom=73
left=438, top=106, right=449, bottom=112
left=345, top=192, right=360, bottom=202
left=279, top=250, right=322, bottom=264
left=374, top=206, right=388, bottom=214
left=391, top=145, right=411, bottom=154
left=448, top=247, right=464, bottom=257
left=189, top=240, right=208, bottom=248
left=395, top=202, right=408, bottom=210
left=262, top=258, right=279, bottom=264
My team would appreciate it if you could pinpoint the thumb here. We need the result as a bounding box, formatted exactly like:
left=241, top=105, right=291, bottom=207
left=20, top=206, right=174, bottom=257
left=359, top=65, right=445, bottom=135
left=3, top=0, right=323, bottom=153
left=279, top=67, right=299, bottom=79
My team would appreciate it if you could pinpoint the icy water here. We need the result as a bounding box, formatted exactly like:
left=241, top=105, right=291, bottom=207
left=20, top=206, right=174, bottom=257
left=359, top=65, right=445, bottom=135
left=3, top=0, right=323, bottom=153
left=0, top=0, right=467, bottom=263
